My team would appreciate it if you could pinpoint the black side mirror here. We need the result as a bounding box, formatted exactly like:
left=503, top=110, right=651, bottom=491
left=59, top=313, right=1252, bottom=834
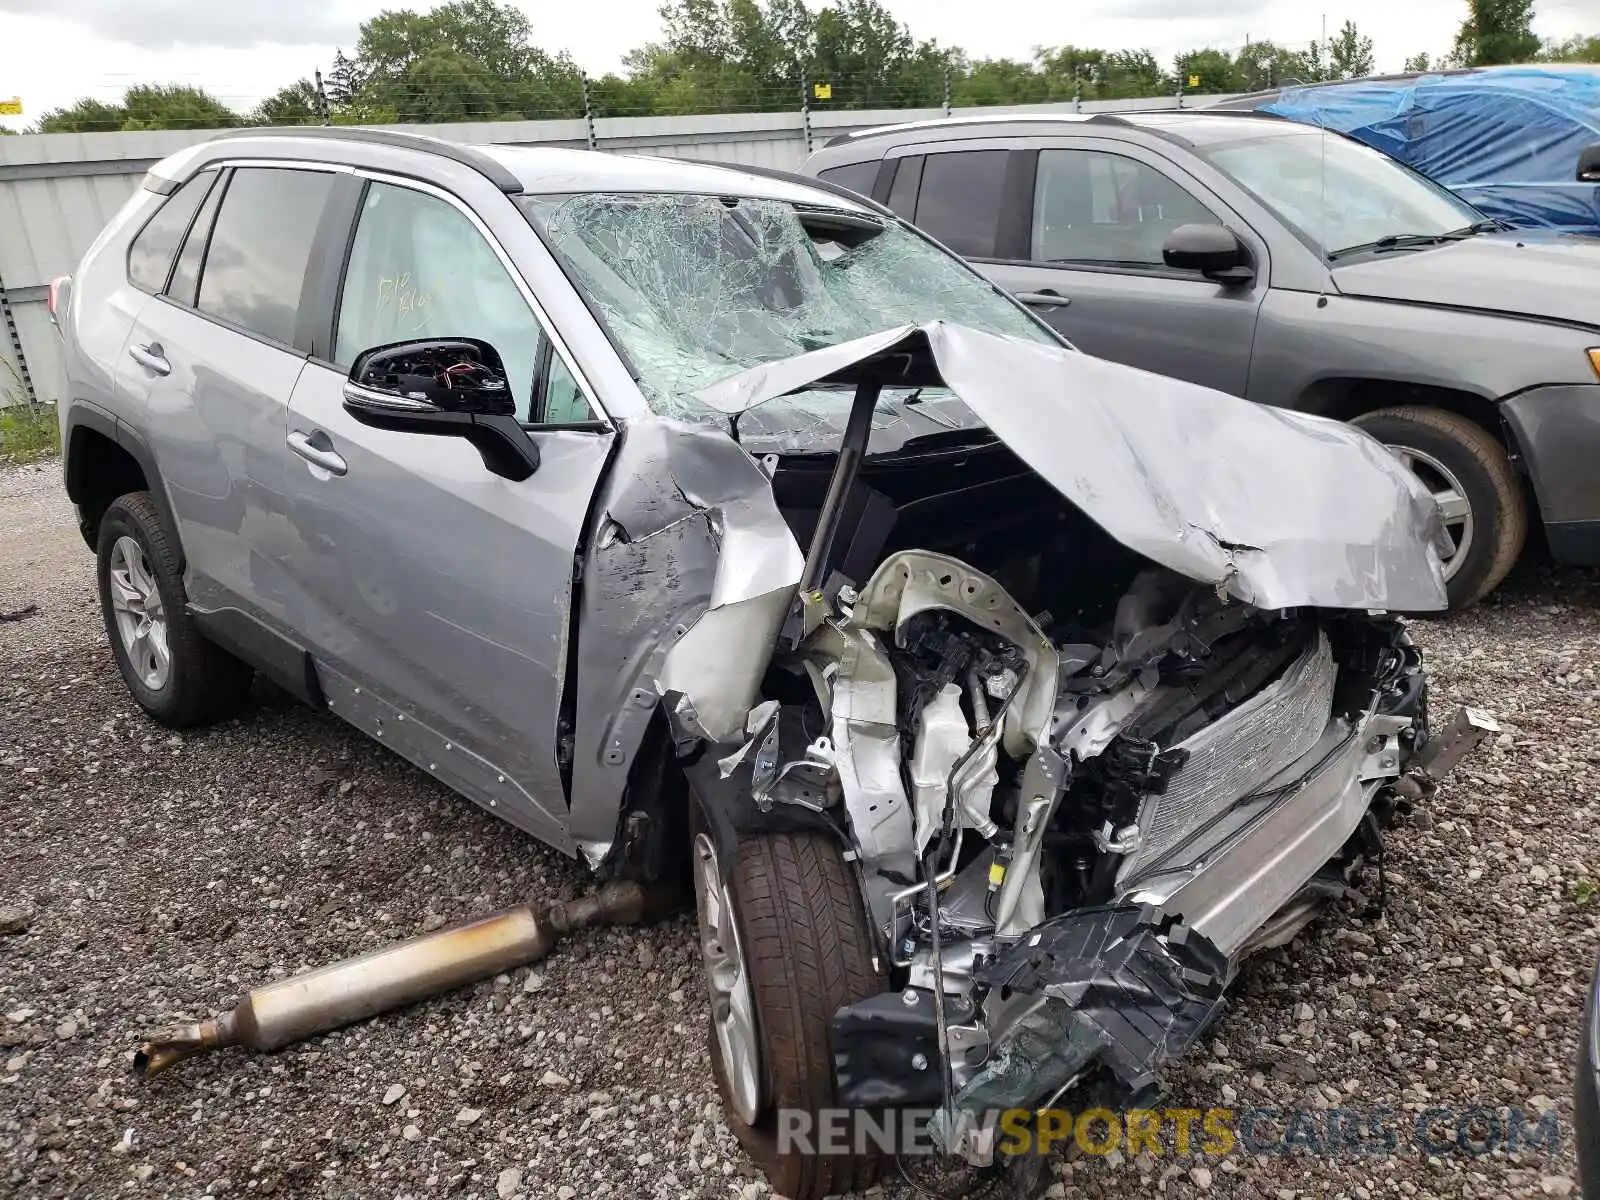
left=1579, top=142, right=1600, bottom=183
left=1162, top=224, right=1255, bottom=284
left=342, top=338, right=538, bottom=482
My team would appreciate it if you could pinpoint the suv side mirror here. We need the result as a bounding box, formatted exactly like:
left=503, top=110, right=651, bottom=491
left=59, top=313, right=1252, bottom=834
left=1162, top=224, right=1255, bottom=284
left=342, top=338, right=539, bottom=482
left=1579, top=142, right=1600, bottom=183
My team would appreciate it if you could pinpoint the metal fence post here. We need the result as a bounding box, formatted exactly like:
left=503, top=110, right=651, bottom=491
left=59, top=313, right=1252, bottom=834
left=942, top=65, right=952, bottom=117
left=1073, top=80, right=1082, bottom=113
left=799, top=70, right=813, bottom=156
left=313, top=70, right=332, bottom=125
left=580, top=71, right=597, bottom=151
left=0, top=265, right=37, bottom=407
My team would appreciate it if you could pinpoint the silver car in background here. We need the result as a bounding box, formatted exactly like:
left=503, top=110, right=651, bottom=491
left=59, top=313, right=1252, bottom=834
left=54, top=128, right=1485, bottom=1197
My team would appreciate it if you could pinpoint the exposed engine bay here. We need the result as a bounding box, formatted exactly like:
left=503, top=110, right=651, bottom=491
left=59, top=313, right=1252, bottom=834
left=685, top=425, right=1471, bottom=1158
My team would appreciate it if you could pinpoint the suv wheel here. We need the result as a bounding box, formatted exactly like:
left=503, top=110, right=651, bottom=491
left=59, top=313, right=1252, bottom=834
left=96, top=492, right=254, bottom=727
left=1353, top=406, right=1527, bottom=608
left=693, top=827, right=885, bottom=1199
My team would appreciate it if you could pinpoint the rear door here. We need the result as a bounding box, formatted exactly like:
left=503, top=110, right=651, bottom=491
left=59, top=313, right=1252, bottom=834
left=281, top=175, right=615, bottom=850
left=115, top=164, right=343, bottom=627
left=893, top=137, right=1268, bottom=397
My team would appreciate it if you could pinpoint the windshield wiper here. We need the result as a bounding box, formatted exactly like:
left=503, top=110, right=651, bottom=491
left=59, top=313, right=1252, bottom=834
left=1329, top=221, right=1501, bottom=260
left=1443, top=219, right=1506, bottom=238
left=1329, top=233, right=1450, bottom=259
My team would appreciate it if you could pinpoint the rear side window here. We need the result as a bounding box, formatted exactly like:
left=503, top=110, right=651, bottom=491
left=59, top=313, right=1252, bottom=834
left=167, top=170, right=227, bottom=307
left=127, top=171, right=216, bottom=294
left=197, top=167, right=337, bottom=346
left=817, top=161, right=880, bottom=198
left=913, top=150, right=1009, bottom=257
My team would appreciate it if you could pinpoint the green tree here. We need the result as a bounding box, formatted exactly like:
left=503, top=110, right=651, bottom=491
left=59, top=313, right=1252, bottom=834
left=1327, top=20, right=1376, bottom=78
left=1234, top=40, right=1306, bottom=90
left=1290, top=39, right=1329, bottom=83
left=1403, top=52, right=1435, bottom=72
left=1541, top=34, right=1600, bottom=61
left=351, top=0, right=583, bottom=121
left=1173, top=48, right=1240, bottom=94
left=250, top=79, right=322, bottom=126
left=36, top=98, right=126, bottom=133
left=325, top=49, right=365, bottom=107
left=1453, top=0, right=1541, bottom=65
left=37, top=87, right=238, bottom=133
left=951, top=57, right=1044, bottom=106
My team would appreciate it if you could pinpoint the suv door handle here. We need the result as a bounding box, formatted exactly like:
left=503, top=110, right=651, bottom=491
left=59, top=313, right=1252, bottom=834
left=288, top=429, right=349, bottom=477
left=128, top=342, right=171, bottom=376
left=1015, top=290, right=1071, bottom=309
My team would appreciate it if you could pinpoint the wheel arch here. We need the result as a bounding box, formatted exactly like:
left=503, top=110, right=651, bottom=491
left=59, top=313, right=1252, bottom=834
left=63, top=406, right=176, bottom=555
left=1294, top=378, right=1512, bottom=454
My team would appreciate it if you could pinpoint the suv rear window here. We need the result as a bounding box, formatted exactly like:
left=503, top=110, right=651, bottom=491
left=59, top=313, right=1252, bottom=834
left=196, top=167, right=337, bottom=346
left=127, top=171, right=216, bottom=295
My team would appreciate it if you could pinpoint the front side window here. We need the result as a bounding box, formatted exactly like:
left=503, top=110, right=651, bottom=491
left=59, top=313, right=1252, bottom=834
left=335, top=182, right=587, bottom=422
left=1197, top=128, right=1483, bottom=258
left=127, top=170, right=216, bottom=294
left=1032, top=149, right=1215, bottom=267
left=520, top=191, right=1052, bottom=439
left=197, top=167, right=336, bottom=345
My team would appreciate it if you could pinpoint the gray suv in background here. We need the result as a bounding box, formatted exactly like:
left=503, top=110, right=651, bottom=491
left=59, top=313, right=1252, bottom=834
left=804, top=110, right=1600, bottom=607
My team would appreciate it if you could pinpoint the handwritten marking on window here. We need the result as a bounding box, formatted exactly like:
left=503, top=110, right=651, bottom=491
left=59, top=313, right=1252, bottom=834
left=376, top=271, right=435, bottom=331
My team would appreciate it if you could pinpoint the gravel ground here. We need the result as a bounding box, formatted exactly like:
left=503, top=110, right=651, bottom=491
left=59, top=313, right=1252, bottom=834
left=2, top=456, right=1597, bottom=1200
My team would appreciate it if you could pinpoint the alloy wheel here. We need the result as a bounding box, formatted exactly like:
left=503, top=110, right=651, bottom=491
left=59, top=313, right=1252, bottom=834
left=1387, top=443, right=1474, bottom=582
left=108, top=535, right=171, bottom=689
left=693, top=832, right=764, bottom=1125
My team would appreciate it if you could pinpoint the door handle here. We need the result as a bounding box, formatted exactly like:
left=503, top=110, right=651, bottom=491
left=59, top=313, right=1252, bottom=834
left=288, top=429, right=349, bottom=477
left=1015, top=290, right=1071, bottom=309
left=128, top=342, right=171, bottom=376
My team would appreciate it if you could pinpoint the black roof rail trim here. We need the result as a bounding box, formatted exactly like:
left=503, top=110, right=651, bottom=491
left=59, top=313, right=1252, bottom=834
left=207, top=126, right=525, bottom=193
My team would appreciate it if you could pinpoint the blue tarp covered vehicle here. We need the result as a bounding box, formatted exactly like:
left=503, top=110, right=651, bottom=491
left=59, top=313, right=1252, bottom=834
left=1214, top=65, right=1600, bottom=234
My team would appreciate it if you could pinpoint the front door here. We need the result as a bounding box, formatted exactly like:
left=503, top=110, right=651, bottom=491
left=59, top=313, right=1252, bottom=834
left=983, top=142, right=1267, bottom=397
left=283, top=177, right=614, bottom=850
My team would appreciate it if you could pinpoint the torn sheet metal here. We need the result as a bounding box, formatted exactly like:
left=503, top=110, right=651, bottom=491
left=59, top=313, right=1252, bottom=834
left=696, top=322, right=1450, bottom=612
left=952, top=906, right=1228, bottom=1119
left=568, top=418, right=802, bottom=865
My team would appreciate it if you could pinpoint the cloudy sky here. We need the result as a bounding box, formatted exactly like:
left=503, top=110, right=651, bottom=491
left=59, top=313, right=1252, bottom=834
left=0, top=0, right=1594, bottom=130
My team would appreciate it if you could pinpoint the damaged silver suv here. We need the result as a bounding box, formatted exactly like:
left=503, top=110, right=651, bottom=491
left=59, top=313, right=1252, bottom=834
left=56, top=128, right=1488, bottom=1197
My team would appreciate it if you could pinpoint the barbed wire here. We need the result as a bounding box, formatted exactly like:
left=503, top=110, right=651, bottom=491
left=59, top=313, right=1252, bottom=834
left=21, top=37, right=1402, bottom=133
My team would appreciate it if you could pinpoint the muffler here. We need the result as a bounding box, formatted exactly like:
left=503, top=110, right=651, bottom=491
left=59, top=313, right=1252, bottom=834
left=134, top=881, right=673, bottom=1078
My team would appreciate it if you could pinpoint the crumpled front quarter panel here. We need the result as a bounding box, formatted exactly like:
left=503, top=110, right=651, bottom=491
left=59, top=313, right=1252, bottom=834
left=567, top=417, right=802, bottom=865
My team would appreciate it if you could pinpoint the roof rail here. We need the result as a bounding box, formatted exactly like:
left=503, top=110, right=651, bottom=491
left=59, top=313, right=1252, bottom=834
left=208, top=126, right=525, bottom=194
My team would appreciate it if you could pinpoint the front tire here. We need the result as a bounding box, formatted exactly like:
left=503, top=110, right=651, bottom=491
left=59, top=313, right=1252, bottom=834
left=95, top=492, right=254, bottom=727
left=693, top=827, right=885, bottom=1199
left=1353, top=406, right=1527, bottom=608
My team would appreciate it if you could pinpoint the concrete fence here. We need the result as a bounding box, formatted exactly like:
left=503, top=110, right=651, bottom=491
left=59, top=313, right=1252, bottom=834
left=0, top=92, right=1237, bottom=406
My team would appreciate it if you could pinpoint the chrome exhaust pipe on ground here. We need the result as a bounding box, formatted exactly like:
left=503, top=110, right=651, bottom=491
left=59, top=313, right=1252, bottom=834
left=134, top=881, right=675, bottom=1078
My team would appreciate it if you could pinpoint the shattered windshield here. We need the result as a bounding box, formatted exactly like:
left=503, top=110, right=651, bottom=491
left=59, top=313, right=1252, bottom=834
left=518, top=192, right=1056, bottom=450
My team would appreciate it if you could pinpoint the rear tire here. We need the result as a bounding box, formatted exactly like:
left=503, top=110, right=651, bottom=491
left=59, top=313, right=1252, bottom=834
left=1353, top=406, right=1526, bottom=608
left=695, top=826, right=885, bottom=1199
left=95, top=492, right=254, bottom=727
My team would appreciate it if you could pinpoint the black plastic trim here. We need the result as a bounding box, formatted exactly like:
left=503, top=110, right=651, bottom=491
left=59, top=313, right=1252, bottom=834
left=208, top=126, right=525, bottom=194
left=298, top=173, right=368, bottom=362
left=187, top=605, right=326, bottom=708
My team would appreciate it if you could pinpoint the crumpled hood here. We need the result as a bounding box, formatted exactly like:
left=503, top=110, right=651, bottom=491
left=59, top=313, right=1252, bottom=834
left=696, top=321, right=1449, bottom=612
left=1333, top=232, right=1600, bottom=328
